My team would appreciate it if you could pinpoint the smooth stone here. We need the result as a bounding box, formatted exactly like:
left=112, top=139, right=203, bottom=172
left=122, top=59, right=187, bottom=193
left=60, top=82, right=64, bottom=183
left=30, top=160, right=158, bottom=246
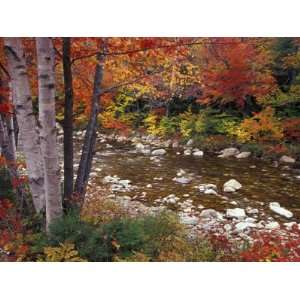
left=235, top=221, right=256, bottom=232
left=151, top=149, right=166, bottom=156
left=235, top=152, right=251, bottom=159
left=218, top=147, right=239, bottom=158
left=223, top=179, right=242, bottom=192
left=280, top=155, right=296, bottom=164
left=193, top=150, right=204, bottom=157
left=173, top=177, right=192, bottom=184
left=269, top=202, right=293, bottom=218
left=204, top=189, right=218, bottom=195
left=226, top=208, right=246, bottom=219
left=184, top=149, right=192, bottom=156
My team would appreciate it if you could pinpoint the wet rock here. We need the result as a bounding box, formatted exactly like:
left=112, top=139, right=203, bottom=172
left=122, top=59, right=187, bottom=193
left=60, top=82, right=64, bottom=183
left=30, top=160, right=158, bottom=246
left=223, top=179, right=242, bottom=192
left=193, top=150, right=204, bottom=157
left=184, top=149, right=192, bottom=156
left=269, top=202, right=293, bottom=219
left=226, top=208, right=246, bottom=219
left=173, top=177, right=192, bottom=184
left=151, top=149, right=166, bottom=156
left=280, top=155, right=296, bottom=164
left=204, top=189, right=218, bottom=195
left=218, top=147, right=239, bottom=158
left=235, top=152, right=251, bottom=159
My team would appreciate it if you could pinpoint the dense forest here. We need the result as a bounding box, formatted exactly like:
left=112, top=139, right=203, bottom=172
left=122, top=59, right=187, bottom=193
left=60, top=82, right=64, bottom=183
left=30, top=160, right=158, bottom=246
left=1, top=37, right=300, bottom=262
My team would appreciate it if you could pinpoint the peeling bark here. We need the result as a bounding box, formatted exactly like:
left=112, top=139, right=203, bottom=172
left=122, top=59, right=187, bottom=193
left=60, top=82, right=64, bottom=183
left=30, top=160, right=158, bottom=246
left=4, top=37, right=45, bottom=212
left=36, top=37, right=62, bottom=231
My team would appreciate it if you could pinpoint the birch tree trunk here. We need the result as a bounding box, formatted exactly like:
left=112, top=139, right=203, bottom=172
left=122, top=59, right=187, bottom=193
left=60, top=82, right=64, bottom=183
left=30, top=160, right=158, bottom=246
left=62, top=37, right=74, bottom=201
left=4, top=37, right=45, bottom=212
left=74, top=40, right=107, bottom=201
left=36, top=37, right=62, bottom=231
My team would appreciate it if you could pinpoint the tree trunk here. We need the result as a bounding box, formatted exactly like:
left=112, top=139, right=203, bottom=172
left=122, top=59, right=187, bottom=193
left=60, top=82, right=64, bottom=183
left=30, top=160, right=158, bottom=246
left=4, top=37, right=45, bottom=213
left=74, top=41, right=106, bottom=200
left=62, top=37, right=74, bottom=201
left=36, top=37, right=62, bottom=231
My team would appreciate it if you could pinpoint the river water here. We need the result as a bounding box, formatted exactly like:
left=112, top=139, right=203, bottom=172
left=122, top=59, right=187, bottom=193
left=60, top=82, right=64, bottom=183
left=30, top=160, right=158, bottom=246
left=76, top=138, right=300, bottom=224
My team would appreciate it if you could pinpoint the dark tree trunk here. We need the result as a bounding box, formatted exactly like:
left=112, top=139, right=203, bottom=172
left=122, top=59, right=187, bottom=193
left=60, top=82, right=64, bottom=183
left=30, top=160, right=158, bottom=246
left=62, top=37, right=74, bottom=201
left=74, top=46, right=106, bottom=201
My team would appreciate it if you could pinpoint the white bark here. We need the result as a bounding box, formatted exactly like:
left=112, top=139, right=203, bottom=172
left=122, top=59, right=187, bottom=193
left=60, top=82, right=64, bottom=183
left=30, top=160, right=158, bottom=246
left=4, top=37, right=45, bottom=212
left=36, top=37, right=62, bottom=231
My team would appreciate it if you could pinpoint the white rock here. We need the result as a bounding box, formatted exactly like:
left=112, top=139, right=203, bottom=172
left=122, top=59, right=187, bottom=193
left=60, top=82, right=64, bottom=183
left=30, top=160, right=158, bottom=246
left=200, top=209, right=223, bottom=220
left=269, top=202, right=293, bottom=218
left=226, top=208, right=246, bottom=219
left=280, top=155, right=296, bottom=164
left=173, top=177, right=192, bottom=184
left=246, top=207, right=259, bottom=214
left=284, top=222, right=297, bottom=230
left=193, top=150, right=204, bottom=157
left=151, top=149, right=166, bottom=156
left=146, top=184, right=152, bottom=188
left=223, top=179, right=242, bottom=192
left=184, top=149, right=192, bottom=156
left=235, top=221, right=256, bottom=232
left=265, top=221, right=280, bottom=230
left=204, top=189, right=218, bottom=195
left=218, top=147, right=239, bottom=158
left=235, top=152, right=251, bottom=159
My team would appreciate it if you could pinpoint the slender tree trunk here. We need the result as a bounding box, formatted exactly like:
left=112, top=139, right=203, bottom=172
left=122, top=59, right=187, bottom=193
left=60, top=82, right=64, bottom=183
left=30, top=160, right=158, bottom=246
left=62, top=37, right=74, bottom=201
left=36, top=37, right=62, bottom=231
left=74, top=41, right=106, bottom=200
left=4, top=37, right=45, bottom=213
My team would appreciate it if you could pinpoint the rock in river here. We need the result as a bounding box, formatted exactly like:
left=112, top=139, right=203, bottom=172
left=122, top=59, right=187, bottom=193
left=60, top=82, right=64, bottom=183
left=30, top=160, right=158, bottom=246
left=151, top=149, right=166, bottom=156
left=269, top=202, right=293, bottom=219
left=173, top=176, right=192, bottom=184
left=235, top=151, right=251, bottom=159
left=218, top=147, right=239, bottom=158
left=223, top=179, right=242, bottom=192
left=280, top=155, right=296, bottom=164
left=193, top=150, right=204, bottom=157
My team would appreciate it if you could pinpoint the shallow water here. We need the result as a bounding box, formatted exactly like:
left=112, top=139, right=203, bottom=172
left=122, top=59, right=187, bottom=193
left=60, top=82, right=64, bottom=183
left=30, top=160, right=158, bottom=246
left=79, top=141, right=300, bottom=223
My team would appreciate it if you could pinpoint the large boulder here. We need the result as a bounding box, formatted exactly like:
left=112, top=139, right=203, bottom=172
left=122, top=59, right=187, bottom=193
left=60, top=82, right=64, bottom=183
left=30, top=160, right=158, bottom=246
left=223, top=179, right=242, bottom=192
left=235, top=152, right=251, bottom=159
left=180, top=215, right=199, bottom=225
left=226, top=208, right=246, bottom=219
left=218, top=147, right=239, bottom=158
left=280, top=155, right=296, bottom=164
left=269, top=202, right=293, bottom=218
left=151, top=149, right=166, bottom=156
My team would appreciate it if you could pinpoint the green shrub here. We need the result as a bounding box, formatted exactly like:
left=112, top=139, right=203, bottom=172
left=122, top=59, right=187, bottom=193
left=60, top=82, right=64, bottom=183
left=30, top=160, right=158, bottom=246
left=0, top=167, right=15, bottom=200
